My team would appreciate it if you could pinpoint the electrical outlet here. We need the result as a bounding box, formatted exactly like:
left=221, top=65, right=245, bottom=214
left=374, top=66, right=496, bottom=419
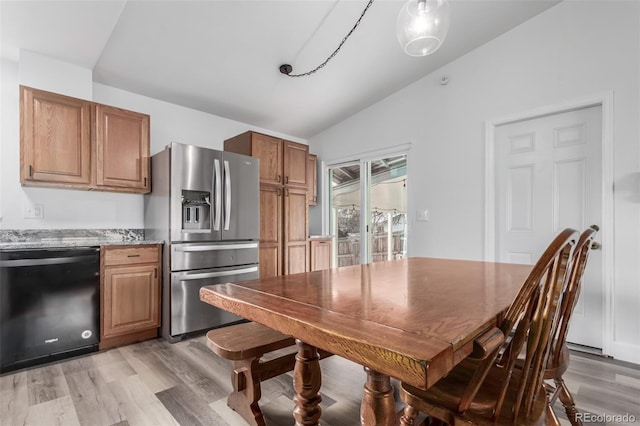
left=24, top=204, right=44, bottom=219
left=417, top=209, right=430, bottom=222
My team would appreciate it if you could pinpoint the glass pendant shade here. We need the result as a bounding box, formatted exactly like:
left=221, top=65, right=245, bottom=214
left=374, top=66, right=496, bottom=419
left=396, top=0, right=450, bottom=57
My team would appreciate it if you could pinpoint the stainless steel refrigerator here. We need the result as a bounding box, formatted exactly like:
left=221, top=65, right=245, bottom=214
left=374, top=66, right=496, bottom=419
left=144, top=142, right=259, bottom=342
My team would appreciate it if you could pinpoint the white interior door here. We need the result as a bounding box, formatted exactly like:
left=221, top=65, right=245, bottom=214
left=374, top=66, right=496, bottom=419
left=495, top=105, right=603, bottom=349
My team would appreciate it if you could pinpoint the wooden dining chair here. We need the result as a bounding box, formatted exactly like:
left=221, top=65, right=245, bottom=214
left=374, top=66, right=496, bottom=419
left=544, top=225, right=598, bottom=426
left=399, top=228, right=579, bottom=426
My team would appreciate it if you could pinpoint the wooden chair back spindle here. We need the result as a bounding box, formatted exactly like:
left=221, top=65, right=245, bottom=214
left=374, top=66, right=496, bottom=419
left=491, top=228, right=577, bottom=421
left=543, top=225, right=599, bottom=425
left=549, top=225, right=598, bottom=370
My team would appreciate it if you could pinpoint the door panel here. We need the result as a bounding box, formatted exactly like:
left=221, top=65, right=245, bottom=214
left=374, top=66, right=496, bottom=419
left=496, top=105, right=602, bottom=348
left=221, top=151, right=260, bottom=241
left=328, top=155, right=408, bottom=266
left=170, top=266, right=257, bottom=336
left=286, top=243, right=308, bottom=275
left=21, top=86, right=92, bottom=185
left=260, top=185, right=282, bottom=244
left=283, top=141, right=308, bottom=188
left=259, top=244, right=280, bottom=279
left=171, top=242, right=258, bottom=271
left=95, top=104, right=150, bottom=191
left=103, top=265, right=158, bottom=338
left=284, top=187, right=308, bottom=273
left=252, top=133, right=282, bottom=185
left=330, top=163, right=361, bottom=267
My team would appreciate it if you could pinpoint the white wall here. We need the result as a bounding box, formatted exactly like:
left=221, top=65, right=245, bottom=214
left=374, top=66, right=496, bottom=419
left=310, top=1, right=640, bottom=363
left=0, top=52, right=304, bottom=230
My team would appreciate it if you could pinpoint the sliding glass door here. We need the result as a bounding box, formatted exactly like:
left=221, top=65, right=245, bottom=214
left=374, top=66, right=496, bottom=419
left=328, top=154, right=407, bottom=266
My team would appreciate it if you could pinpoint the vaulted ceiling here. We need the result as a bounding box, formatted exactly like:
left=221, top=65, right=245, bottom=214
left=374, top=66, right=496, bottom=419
left=1, top=0, right=560, bottom=139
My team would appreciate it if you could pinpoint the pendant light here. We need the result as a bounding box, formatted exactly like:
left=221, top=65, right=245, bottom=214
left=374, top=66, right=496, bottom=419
left=396, top=0, right=450, bottom=57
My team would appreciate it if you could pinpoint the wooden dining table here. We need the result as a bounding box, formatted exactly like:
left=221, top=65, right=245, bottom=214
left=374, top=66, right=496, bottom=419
left=200, top=257, right=532, bottom=426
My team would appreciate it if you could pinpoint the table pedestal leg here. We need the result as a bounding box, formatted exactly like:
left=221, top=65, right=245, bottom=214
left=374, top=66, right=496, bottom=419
left=360, top=367, right=397, bottom=426
left=293, top=339, right=322, bottom=426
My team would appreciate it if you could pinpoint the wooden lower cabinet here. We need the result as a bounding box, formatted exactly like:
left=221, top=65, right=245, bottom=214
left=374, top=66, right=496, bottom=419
left=259, top=184, right=309, bottom=278
left=100, top=245, right=161, bottom=349
left=309, top=238, right=332, bottom=271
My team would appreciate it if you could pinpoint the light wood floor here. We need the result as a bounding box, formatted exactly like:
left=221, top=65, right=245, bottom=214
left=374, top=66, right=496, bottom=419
left=1, top=335, right=639, bottom=426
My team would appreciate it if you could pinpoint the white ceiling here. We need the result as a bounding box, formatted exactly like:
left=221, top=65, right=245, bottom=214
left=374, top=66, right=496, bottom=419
left=1, top=0, right=560, bottom=139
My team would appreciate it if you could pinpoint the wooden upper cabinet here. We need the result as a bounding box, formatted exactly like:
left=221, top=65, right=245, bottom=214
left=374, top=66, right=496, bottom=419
left=307, top=154, right=317, bottom=205
left=19, top=85, right=150, bottom=194
left=224, top=131, right=308, bottom=188
left=283, top=141, right=308, bottom=188
left=20, top=86, right=92, bottom=187
left=224, top=131, right=283, bottom=185
left=95, top=104, right=150, bottom=192
left=253, top=133, right=283, bottom=185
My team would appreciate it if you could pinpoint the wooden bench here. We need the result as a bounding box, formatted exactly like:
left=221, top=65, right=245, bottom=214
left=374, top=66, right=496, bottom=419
left=206, top=322, right=332, bottom=426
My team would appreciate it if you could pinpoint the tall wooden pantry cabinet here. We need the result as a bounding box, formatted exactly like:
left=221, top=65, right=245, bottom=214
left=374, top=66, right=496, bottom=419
left=224, top=131, right=309, bottom=278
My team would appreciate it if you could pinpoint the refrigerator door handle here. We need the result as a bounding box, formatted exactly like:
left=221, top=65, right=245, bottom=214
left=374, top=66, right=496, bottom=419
left=174, top=243, right=259, bottom=252
left=224, top=160, right=231, bottom=231
left=214, top=159, right=222, bottom=231
left=177, top=266, right=259, bottom=281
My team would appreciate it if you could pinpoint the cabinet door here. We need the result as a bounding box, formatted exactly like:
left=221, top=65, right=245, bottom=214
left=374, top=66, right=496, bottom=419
left=95, top=104, right=150, bottom=193
left=310, top=239, right=332, bottom=271
left=307, top=154, right=317, bottom=205
left=284, top=186, right=309, bottom=274
left=20, top=86, right=92, bottom=186
left=283, top=141, right=308, bottom=188
left=259, top=185, right=282, bottom=278
left=259, top=244, right=280, bottom=279
left=252, top=133, right=283, bottom=185
left=103, top=264, right=160, bottom=338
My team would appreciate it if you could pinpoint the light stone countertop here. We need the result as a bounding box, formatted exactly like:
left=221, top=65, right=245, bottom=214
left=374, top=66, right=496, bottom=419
left=0, top=229, right=163, bottom=250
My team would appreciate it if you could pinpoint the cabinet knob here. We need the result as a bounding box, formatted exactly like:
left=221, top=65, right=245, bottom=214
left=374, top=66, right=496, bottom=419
left=285, top=176, right=289, bottom=184
left=278, top=175, right=281, bottom=183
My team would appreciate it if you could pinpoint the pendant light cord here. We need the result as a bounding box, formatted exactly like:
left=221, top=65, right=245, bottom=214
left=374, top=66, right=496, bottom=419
left=280, top=0, right=375, bottom=77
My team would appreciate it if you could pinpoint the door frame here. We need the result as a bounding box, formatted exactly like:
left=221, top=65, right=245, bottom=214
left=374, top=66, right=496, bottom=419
left=484, top=92, right=614, bottom=356
left=321, top=143, right=413, bottom=264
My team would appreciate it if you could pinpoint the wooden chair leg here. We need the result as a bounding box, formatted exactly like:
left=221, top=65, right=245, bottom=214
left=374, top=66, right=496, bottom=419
left=555, top=378, right=582, bottom=426
left=400, top=404, right=419, bottom=425
left=546, top=397, right=561, bottom=426
left=227, top=357, right=265, bottom=426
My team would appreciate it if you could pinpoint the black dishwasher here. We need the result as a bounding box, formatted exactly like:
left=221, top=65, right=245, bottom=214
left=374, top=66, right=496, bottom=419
left=0, top=247, right=100, bottom=373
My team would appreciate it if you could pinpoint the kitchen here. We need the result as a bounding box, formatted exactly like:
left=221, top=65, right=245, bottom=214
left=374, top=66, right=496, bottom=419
left=1, top=0, right=639, bottom=425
